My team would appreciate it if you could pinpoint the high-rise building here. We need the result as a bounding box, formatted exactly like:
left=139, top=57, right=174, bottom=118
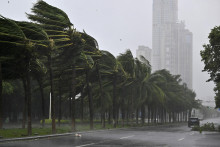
left=136, top=46, right=152, bottom=63
left=152, top=0, right=193, bottom=89
left=177, top=22, right=193, bottom=89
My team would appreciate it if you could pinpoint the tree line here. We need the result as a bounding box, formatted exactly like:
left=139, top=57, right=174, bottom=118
left=0, top=0, right=198, bottom=136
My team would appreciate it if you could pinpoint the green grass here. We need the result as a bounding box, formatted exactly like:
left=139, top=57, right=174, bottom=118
left=0, top=121, right=183, bottom=139
left=40, top=119, right=104, bottom=124
left=40, top=119, right=70, bottom=124
left=0, top=127, right=72, bottom=138
left=0, top=123, right=122, bottom=139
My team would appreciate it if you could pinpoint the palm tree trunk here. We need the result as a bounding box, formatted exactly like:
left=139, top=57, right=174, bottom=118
left=86, top=69, right=93, bottom=130
left=121, top=102, right=125, bottom=127
left=141, top=104, right=145, bottom=126
left=173, top=112, right=176, bottom=123
left=113, top=74, right=117, bottom=128
left=131, top=90, right=134, bottom=122
left=164, top=109, right=167, bottom=123
left=80, top=92, right=84, bottom=122
left=0, top=62, right=3, bottom=129
left=22, top=78, right=27, bottom=129
left=154, top=107, right=157, bottom=123
left=69, top=89, right=72, bottom=119
left=71, top=65, right=76, bottom=131
left=169, top=113, right=171, bottom=123
left=185, top=111, right=187, bottom=122
left=108, top=108, right=111, bottom=125
left=27, top=60, right=32, bottom=136
left=136, top=108, right=139, bottom=125
left=39, top=79, right=45, bottom=128
left=148, top=106, right=150, bottom=124
left=96, top=62, right=105, bottom=128
left=151, top=107, right=154, bottom=124
left=126, top=105, right=129, bottom=125
left=161, top=109, right=164, bottom=123
left=58, top=81, right=62, bottom=127
left=48, top=55, right=56, bottom=134
left=116, top=106, right=118, bottom=125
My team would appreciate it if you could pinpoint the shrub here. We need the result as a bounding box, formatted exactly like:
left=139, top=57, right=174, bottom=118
left=192, top=122, right=216, bottom=132
left=40, top=119, right=70, bottom=124
left=202, top=122, right=215, bottom=131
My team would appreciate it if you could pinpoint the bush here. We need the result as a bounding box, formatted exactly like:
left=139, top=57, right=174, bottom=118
left=40, top=119, right=70, bottom=124
left=202, top=122, right=215, bottom=131
left=192, top=122, right=216, bottom=132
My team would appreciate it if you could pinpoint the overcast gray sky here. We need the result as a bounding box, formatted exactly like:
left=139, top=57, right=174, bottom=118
left=0, top=0, right=220, bottom=101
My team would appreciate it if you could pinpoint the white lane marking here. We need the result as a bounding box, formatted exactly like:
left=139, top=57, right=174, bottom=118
left=75, top=143, right=95, bottom=147
left=190, top=132, right=194, bottom=135
left=120, top=135, right=135, bottom=140
left=178, top=138, right=185, bottom=141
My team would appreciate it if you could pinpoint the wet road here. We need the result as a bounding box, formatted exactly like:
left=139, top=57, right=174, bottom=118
left=1, top=120, right=220, bottom=147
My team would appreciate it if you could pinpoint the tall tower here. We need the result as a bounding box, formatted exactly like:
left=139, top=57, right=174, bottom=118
left=153, top=0, right=178, bottom=25
left=152, top=0, right=193, bottom=89
left=152, top=0, right=178, bottom=73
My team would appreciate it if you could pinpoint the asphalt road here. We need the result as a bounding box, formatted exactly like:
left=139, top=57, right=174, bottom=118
left=1, top=119, right=220, bottom=147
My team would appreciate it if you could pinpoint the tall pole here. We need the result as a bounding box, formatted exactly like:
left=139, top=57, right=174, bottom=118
left=49, top=92, right=51, bottom=119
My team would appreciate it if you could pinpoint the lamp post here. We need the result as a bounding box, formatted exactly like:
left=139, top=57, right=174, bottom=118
left=49, top=92, right=51, bottom=119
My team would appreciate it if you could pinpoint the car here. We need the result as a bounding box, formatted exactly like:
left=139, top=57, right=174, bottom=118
left=188, top=117, right=200, bottom=127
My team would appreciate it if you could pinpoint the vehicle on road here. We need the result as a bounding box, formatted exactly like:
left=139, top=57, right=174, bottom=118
left=188, top=117, right=200, bottom=127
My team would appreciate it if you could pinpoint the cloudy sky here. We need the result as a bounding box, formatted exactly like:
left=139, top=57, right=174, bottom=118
left=0, top=0, right=220, bottom=101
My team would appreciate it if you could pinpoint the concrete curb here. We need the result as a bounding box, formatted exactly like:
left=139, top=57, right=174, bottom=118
left=0, top=123, right=187, bottom=143
left=0, top=132, right=74, bottom=143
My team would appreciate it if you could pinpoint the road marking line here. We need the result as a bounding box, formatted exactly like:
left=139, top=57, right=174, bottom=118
left=75, top=143, right=95, bottom=147
left=190, top=132, right=194, bottom=135
left=178, top=138, right=184, bottom=141
left=120, top=135, right=135, bottom=140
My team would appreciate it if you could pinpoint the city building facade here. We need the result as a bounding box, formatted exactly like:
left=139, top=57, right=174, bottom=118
left=152, top=0, right=193, bottom=89
left=136, top=45, right=152, bottom=63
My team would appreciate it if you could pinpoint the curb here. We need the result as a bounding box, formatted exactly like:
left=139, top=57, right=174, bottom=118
left=0, top=132, right=74, bottom=143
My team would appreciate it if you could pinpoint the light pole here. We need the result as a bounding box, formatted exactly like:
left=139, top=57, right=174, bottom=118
left=49, top=92, right=51, bottom=119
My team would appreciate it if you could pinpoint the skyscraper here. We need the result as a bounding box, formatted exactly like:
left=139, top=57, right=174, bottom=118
left=152, top=0, right=193, bottom=89
left=136, top=46, right=152, bottom=63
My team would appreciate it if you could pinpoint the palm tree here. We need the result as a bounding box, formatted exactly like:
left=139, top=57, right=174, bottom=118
left=0, top=16, right=32, bottom=132
left=15, top=21, right=50, bottom=129
left=75, top=32, right=101, bottom=129
left=31, top=59, right=47, bottom=127
left=96, top=51, right=126, bottom=127
left=78, top=52, right=95, bottom=129
left=0, top=15, right=49, bottom=135
left=27, top=0, right=76, bottom=132
left=154, top=69, right=198, bottom=123
left=132, top=57, right=165, bottom=125
left=117, top=50, right=135, bottom=126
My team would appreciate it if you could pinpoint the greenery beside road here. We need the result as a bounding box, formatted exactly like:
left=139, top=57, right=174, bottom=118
left=192, top=122, right=216, bottom=132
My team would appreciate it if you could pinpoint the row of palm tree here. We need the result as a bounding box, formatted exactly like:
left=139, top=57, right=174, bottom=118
left=0, top=0, right=198, bottom=136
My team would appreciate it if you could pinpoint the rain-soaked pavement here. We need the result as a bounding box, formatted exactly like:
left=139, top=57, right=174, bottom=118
left=1, top=118, right=220, bottom=147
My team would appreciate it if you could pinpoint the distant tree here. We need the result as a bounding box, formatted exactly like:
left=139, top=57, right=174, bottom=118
left=201, top=26, right=220, bottom=108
